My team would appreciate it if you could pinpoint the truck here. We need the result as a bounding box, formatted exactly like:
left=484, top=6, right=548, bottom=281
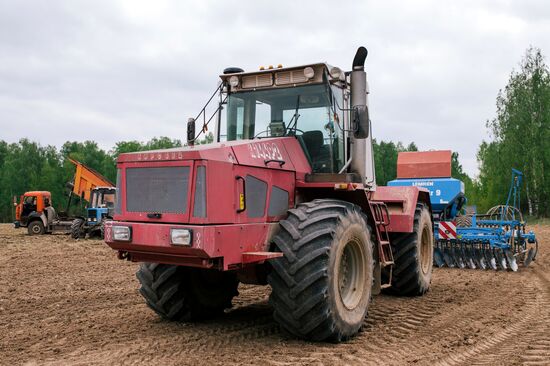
left=14, top=191, right=73, bottom=235
left=14, top=158, right=114, bottom=235
left=104, top=47, right=434, bottom=342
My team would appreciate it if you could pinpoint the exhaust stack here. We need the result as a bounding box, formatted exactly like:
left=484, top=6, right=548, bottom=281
left=350, top=46, right=376, bottom=189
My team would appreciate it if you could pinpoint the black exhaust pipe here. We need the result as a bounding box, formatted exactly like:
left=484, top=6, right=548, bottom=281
left=352, top=46, right=368, bottom=71
left=351, top=47, right=369, bottom=139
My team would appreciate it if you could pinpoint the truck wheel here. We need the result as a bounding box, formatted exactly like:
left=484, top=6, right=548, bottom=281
left=70, top=218, right=85, bottom=239
left=268, top=199, right=374, bottom=342
left=384, top=204, right=433, bottom=296
left=136, top=263, right=239, bottom=321
left=27, top=221, right=45, bottom=235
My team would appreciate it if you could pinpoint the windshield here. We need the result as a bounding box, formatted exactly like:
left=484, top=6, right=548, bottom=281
left=220, top=84, right=345, bottom=173
left=91, top=190, right=116, bottom=208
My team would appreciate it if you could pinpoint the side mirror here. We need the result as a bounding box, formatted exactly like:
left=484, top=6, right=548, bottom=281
left=352, top=105, right=369, bottom=139
left=187, top=118, right=196, bottom=146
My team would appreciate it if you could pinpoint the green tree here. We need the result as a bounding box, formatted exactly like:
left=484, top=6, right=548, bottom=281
left=479, top=47, right=550, bottom=216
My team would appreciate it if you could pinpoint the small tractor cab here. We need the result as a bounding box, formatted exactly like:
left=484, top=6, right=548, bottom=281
left=14, top=191, right=73, bottom=235
left=71, top=186, right=116, bottom=238
left=105, top=47, right=434, bottom=342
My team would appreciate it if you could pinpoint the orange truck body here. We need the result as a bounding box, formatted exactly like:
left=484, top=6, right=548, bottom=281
left=69, top=158, right=114, bottom=201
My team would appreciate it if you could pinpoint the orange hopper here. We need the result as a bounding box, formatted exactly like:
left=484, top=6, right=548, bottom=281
left=396, top=150, right=452, bottom=179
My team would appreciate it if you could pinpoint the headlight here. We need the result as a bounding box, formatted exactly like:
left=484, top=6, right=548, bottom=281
left=229, top=75, right=239, bottom=87
left=170, top=229, right=192, bottom=246
left=329, top=66, right=342, bottom=80
left=113, top=226, right=131, bottom=241
left=303, top=67, right=315, bottom=80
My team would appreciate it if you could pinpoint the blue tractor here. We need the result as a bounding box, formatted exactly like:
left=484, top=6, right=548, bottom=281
left=71, top=186, right=116, bottom=239
left=389, top=151, right=538, bottom=271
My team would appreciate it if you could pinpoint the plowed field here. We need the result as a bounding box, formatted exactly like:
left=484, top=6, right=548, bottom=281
left=0, top=224, right=548, bottom=365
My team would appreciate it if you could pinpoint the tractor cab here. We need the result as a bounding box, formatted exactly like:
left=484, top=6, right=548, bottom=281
left=214, top=63, right=374, bottom=184
left=87, top=187, right=116, bottom=224
left=14, top=191, right=50, bottom=228
left=219, top=65, right=346, bottom=174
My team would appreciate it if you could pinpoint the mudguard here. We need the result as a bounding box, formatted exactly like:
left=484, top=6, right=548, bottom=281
left=371, top=186, right=432, bottom=233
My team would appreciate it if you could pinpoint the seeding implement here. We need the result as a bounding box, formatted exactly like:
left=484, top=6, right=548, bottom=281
left=104, top=47, right=435, bottom=342
left=389, top=152, right=538, bottom=271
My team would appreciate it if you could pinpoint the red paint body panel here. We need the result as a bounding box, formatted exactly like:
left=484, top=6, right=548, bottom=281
left=104, top=221, right=278, bottom=270
left=371, top=186, right=431, bottom=233
left=396, top=150, right=452, bottom=179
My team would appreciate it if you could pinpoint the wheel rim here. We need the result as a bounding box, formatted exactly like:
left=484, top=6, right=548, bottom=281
left=419, top=225, right=432, bottom=274
left=338, top=237, right=366, bottom=310
left=32, top=224, right=41, bottom=234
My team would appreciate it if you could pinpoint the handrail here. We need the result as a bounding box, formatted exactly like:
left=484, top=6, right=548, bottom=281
left=192, top=83, right=226, bottom=143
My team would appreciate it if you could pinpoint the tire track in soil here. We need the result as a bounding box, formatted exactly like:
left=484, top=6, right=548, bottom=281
left=55, top=271, right=529, bottom=366
left=330, top=278, right=532, bottom=365
left=433, top=265, right=550, bottom=366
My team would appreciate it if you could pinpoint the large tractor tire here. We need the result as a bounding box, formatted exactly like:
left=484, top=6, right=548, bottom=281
left=70, top=218, right=85, bottom=239
left=136, top=263, right=239, bottom=321
left=27, top=220, right=45, bottom=235
left=384, top=204, right=433, bottom=296
left=268, top=199, right=374, bottom=342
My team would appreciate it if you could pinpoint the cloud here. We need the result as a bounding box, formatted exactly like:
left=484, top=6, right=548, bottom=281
left=0, top=0, right=549, bottom=176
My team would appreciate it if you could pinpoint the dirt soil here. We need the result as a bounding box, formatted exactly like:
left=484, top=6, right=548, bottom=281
left=0, top=224, right=549, bottom=366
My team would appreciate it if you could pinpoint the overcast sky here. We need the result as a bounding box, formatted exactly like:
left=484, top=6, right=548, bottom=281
left=1, top=0, right=549, bottom=176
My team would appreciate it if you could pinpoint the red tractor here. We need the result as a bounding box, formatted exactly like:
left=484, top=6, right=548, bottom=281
left=104, top=47, right=433, bottom=342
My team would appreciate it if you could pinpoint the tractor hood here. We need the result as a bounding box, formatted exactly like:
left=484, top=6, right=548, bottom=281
left=113, top=137, right=309, bottom=226
left=117, top=137, right=311, bottom=175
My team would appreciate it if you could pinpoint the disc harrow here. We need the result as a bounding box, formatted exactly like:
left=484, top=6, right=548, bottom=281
left=434, top=215, right=538, bottom=271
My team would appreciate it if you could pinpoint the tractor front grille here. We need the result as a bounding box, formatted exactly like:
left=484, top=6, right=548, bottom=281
left=125, top=166, right=190, bottom=214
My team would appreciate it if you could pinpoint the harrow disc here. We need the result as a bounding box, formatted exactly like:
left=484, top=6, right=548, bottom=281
left=453, top=246, right=466, bottom=269
left=463, top=246, right=476, bottom=269
left=484, top=248, right=498, bottom=270
left=524, top=247, right=536, bottom=267
left=443, top=249, right=454, bottom=268
left=474, top=247, right=487, bottom=270
left=434, top=247, right=445, bottom=267
left=504, top=249, right=518, bottom=272
left=494, top=249, right=507, bottom=270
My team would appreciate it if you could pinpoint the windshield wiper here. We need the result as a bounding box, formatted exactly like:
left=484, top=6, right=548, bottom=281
left=285, top=95, right=301, bottom=135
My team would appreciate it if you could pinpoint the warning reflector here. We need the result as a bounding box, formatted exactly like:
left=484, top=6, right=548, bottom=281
left=439, top=221, right=457, bottom=240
